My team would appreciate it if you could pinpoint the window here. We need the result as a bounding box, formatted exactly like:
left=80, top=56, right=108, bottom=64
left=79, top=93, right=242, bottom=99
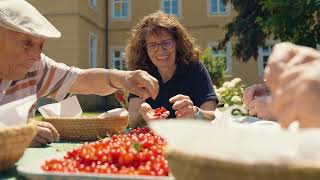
left=209, top=41, right=232, bottom=74
left=89, top=0, right=97, bottom=9
left=258, top=45, right=273, bottom=76
left=89, top=33, right=98, bottom=68
left=111, top=48, right=126, bottom=70
left=112, top=0, right=129, bottom=19
left=208, top=0, right=228, bottom=15
left=258, top=40, right=280, bottom=76
left=161, top=0, right=180, bottom=17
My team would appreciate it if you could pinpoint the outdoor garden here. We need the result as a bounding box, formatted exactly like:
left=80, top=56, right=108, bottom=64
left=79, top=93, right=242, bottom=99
left=1, top=0, right=320, bottom=180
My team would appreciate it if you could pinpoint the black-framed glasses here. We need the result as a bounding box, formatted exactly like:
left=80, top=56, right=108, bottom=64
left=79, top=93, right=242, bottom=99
left=145, top=39, right=175, bottom=52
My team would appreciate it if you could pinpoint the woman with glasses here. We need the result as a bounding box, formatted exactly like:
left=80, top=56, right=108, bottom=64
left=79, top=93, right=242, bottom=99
left=125, top=11, right=218, bottom=127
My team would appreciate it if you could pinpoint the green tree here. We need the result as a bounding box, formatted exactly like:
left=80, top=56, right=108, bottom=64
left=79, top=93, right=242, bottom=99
left=221, top=0, right=320, bottom=62
left=200, top=48, right=227, bottom=87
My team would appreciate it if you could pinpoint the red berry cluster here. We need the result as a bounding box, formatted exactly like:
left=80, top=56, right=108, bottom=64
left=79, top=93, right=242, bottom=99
left=42, top=127, right=169, bottom=176
left=153, top=107, right=167, bottom=118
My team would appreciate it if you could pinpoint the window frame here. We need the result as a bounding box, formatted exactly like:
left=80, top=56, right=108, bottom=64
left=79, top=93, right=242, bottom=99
left=258, top=40, right=280, bottom=76
left=207, top=0, right=230, bottom=16
left=88, top=0, right=97, bottom=10
left=111, top=0, right=131, bottom=20
left=109, top=47, right=126, bottom=70
left=208, top=41, right=232, bottom=75
left=160, top=0, right=182, bottom=18
left=89, top=32, right=98, bottom=68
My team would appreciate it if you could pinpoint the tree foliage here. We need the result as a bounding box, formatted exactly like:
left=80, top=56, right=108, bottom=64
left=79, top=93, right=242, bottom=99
left=221, top=0, right=320, bottom=62
left=200, top=48, right=227, bottom=87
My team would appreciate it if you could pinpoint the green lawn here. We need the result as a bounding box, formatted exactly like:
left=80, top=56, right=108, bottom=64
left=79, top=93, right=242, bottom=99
left=34, top=112, right=102, bottom=121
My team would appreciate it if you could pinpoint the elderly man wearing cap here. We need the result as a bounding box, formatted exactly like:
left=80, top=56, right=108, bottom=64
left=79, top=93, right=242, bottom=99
left=0, top=0, right=159, bottom=147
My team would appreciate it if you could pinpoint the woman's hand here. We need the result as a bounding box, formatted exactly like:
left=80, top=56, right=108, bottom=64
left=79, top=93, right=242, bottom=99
left=169, top=94, right=197, bottom=118
left=139, top=102, right=169, bottom=121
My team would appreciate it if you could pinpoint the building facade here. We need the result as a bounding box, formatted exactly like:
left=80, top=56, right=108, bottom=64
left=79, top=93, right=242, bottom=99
left=27, top=0, right=274, bottom=110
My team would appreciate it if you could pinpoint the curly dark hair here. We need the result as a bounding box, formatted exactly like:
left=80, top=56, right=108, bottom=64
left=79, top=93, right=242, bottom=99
left=125, top=11, right=201, bottom=71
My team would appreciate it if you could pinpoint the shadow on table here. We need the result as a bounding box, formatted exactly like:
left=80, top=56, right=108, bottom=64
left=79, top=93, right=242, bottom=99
left=0, top=165, right=26, bottom=180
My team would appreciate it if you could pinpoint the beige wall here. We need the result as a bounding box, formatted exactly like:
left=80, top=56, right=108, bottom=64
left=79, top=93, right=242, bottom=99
left=232, top=60, right=261, bottom=86
left=27, top=0, right=107, bottom=68
left=180, top=0, right=236, bottom=26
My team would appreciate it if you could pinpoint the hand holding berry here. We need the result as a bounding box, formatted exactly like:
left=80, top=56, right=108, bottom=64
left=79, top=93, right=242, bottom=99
left=139, top=103, right=169, bottom=121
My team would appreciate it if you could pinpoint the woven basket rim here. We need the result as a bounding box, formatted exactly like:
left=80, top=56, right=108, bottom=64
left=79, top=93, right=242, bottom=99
left=167, top=148, right=320, bottom=170
left=0, top=123, right=37, bottom=131
left=0, top=123, right=37, bottom=172
left=41, top=116, right=128, bottom=141
left=42, top=115, right=128, bottom=120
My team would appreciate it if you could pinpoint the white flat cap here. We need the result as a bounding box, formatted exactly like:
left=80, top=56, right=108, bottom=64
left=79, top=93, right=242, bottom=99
left=0, top=0, right=61, bottom=39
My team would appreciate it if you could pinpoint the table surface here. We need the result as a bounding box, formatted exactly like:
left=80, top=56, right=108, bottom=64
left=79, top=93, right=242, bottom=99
left=0, top=142, right=81, bottom=180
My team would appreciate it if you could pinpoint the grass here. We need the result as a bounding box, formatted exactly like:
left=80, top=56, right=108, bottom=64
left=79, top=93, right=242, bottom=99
left=34, top=112, right=103, bottom=121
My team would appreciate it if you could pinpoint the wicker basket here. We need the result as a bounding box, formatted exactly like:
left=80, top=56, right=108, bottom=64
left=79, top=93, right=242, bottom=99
left=166, top=149, right=320, bottom=180
left=0, top=123, right=37, bottom=172
left=42, top=116, right=128, bottom=141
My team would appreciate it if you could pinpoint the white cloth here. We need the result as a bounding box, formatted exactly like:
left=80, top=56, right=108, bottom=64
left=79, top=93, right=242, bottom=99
left=38, top=96, right=82, bottom=118
left=0, top=95, right=36, bottom=126
left=98, top=108, right=129, bottom=118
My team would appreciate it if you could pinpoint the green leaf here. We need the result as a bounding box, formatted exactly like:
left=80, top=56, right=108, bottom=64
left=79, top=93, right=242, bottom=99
left=132, top=142, right=142, bottom=152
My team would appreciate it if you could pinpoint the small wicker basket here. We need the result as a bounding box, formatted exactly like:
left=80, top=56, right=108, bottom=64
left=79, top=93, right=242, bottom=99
left=0, top=123, right=37, bottom=172
left=42, top=116, right=128, bottom=141
left=166, top=149, right=320, bottom=180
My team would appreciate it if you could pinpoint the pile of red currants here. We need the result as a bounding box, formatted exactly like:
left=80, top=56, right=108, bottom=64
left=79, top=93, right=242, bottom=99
left=42, top=127, right=170, bottom=176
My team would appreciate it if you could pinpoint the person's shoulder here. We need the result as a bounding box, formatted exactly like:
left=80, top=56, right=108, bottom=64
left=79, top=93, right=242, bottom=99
left=40, top=53, right=55, bottom=64
left=188, top=61, right=206, bottom=72
left=40, top=53, right=74, bottom=70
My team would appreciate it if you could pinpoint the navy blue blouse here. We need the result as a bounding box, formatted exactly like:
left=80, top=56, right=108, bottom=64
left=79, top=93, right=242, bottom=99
left=128, top=61, right=218, bottom=118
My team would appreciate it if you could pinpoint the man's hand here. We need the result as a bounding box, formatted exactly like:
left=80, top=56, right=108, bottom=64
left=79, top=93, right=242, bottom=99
left=30, top=121, right=59, bottom=147
left=70, top=69, right=159, bottom=100
left=243, top=84, right=269, bottom=107
left=264, top=42, right=320, bottom=128
left=243, top=84, right=274, bottom=120
left=109, top=70, right=159, bottom=100
left=270, top=61, right=320, bottom=128
left=247, top=96, right=273, bottom=120
left=265, top=42, right=320, bottom=92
